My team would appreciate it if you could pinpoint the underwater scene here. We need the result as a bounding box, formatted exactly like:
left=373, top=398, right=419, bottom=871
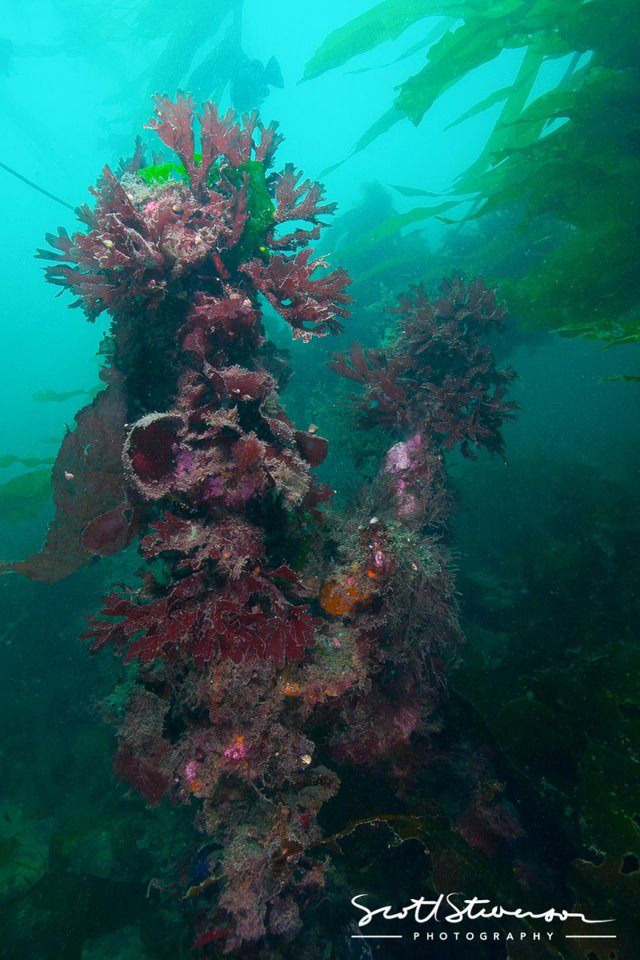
left=1, top=1, right=639, bottom=958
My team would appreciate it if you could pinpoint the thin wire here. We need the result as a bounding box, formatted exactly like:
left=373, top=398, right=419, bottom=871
left=0, top=159, right=75, bottom=211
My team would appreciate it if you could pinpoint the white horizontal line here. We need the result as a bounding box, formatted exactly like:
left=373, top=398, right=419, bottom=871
left=351, top=935, right=404, bottom=939
left=565, top=935, right=617, bottom=939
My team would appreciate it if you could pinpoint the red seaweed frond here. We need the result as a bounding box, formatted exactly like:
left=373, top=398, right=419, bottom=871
left=200, top=101, right=252, bottom=171
left=4, top=374, right=137, bottom=582
left=242, top=250, right=351, bottom=340
left=146, top=97, right=284, bottom=197
left=269, top=164, right=337, bottom=250
left=273, top=164, right=337, bottom=224
left=84, top=567, right=319, bottom=669
left=331, top=276, right=516, bottom=456
left=146, top=92, right=198, bottom=181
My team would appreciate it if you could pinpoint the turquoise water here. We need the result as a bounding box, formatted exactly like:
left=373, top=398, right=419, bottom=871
left=1, top=2, right=639, bottom=958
